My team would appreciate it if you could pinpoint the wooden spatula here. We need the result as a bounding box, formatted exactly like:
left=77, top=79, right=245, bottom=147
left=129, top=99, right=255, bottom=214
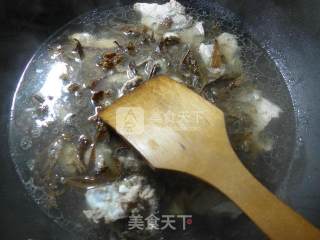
left=99, top=75, right=320, bottom=239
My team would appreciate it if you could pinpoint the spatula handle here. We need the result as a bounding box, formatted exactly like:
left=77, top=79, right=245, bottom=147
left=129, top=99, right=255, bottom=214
left=203, top=153, right=320, bottom=240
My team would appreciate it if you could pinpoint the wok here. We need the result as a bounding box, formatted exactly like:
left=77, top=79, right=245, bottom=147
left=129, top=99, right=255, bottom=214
left=0, top=0, right=319, bottom=239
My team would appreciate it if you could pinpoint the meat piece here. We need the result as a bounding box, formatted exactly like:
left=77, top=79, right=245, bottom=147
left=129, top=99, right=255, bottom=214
left=239, top=90, right=283, bottom=134
left=116, top=148, right=145, bottom=172
left=70, top=33, right=117, bottom=49
left=83, top=175, right=157, bottom=224
left=198, top=32, right=242, bottom=80
left=133, top=0, right=193, bottom=32
left=199, top=42, right=225, bottom=80
left=199, top=43, right=214, bottom=66
left=216, top=33, right=240, bottom=67
left=179, top=21, right=204, bottom=46
left=216, top=32, right=242, bottom=76
left=228, top=89, right=283, bottom=151
left=160, top=21, right=204, bottom=47
left=94, top=142, right=115, bottom=173
left=50, top=139, right=86, bottom=176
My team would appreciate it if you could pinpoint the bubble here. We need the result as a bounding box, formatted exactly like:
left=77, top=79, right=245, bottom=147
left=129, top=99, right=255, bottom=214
left=26, top=158, right=35, bottom=171
left=48, top=141, right=62, bottom=159
left=63, top=113, right=76, bottom=125
left=20, top=136, right=32, bottom=150
left=31, top=126, right=42, bottom=138
left=52, top=127, right=60, bottom=135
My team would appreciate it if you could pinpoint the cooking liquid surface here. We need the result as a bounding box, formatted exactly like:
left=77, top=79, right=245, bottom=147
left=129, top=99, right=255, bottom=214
left=9, top=3, right=295, bottom=239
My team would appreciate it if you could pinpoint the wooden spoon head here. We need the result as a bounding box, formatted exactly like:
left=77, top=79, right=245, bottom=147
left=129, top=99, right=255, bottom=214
left=99, top=76, right=233, bottom=176
left=100, top=76, right=320, bottom=240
